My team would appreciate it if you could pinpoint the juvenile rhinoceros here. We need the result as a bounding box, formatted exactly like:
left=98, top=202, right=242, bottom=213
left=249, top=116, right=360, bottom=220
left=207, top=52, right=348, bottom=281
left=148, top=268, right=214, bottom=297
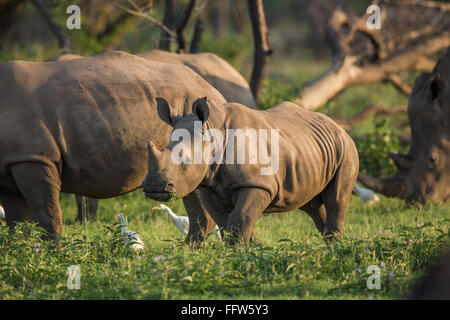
left=143, top=98, right=359, bottom=242
left=0, top=51, right=227, bottom=239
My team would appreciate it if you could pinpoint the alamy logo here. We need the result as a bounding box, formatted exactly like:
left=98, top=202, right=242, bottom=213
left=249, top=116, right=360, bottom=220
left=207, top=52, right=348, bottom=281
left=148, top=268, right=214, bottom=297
left=366, top=5, right=381, bottom=30
left=170, top=121, right=279, bottom=175
left=66, top=265, right=81, bottom=289
left=366, top=265, right=381, bottom=290
left=66, top=5, right=81, bottom=30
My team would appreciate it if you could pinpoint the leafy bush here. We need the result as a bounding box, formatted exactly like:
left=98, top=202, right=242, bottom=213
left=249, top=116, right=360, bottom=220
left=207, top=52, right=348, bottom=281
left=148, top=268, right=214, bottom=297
left=259, top=76, right=301, bottom=110
left=354, top=118, right=408, bottom=177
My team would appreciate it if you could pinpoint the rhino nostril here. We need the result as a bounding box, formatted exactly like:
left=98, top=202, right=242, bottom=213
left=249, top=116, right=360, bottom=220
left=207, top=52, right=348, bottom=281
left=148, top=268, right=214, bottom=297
left=165, top=183, right=176, bottom=193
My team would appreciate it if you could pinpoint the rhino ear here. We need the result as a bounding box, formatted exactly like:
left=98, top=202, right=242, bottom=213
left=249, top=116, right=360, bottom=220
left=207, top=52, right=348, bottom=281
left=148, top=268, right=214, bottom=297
left=430, top=73, right=447, bottom=101
left=156, top=97, right=173, bottom=126
left=192, top=97, right=210, bottom=123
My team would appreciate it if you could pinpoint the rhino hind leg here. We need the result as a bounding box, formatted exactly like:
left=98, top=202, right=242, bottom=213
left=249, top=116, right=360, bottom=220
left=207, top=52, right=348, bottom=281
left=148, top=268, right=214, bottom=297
left=0, top=192, right=33, bottom=228
left=320, top=158, right=358, bottom=240
left=9, top=162, right=63, bottom=238
left=299, top=195, right=327, bottom=235
left=75, top=195, right=98, bottom=222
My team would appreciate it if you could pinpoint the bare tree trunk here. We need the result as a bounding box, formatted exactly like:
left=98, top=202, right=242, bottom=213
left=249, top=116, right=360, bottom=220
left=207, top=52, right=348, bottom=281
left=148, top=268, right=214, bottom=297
left=217, top=0, right=230, bottom=37
left=190, top=19, right=204, bottom=53
left=176, top=0, right=196, bottom=53
left=0, top=0, right=25, bottom=49
left=30, top=0, right=70, bottom=52
left=159, top=0, right=174, bottom=51
left=248, top=0, right=272, bottom=104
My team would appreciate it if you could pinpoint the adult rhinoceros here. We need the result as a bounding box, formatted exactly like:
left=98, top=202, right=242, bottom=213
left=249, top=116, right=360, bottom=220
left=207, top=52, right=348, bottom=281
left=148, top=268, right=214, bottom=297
left=358, top=48, right=450, bottom=204
left=48, top=50, right=258, bottom=221
left=0, top=51, right=226, bottom=239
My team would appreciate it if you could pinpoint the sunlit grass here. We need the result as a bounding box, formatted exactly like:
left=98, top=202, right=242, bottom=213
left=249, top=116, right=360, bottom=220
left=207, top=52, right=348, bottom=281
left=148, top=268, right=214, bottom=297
left=1, top=190, right=448, bottom=300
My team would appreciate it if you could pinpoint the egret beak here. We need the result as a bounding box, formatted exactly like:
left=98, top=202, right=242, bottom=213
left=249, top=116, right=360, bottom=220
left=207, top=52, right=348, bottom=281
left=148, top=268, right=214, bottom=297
left=151, top=206, right=159, bottom=210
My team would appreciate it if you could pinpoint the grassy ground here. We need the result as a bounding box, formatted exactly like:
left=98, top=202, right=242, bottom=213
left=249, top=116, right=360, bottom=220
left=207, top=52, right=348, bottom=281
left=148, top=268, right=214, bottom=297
left=0, top=31, right=448, bottom=300
left=0, top=191, right=448, bottom=300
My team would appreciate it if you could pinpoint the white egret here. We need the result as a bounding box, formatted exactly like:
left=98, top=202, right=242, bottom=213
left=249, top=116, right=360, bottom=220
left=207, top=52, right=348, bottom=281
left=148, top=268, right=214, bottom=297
left=118, top=213, right=145, bottom=251
left=354, top=183, right=380, bottom=205
left=152, top=204, right=221, bottom=239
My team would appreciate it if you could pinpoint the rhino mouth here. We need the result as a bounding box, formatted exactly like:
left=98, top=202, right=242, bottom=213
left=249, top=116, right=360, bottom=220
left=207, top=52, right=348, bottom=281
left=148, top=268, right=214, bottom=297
left=144, top=191, right=175, bottom=202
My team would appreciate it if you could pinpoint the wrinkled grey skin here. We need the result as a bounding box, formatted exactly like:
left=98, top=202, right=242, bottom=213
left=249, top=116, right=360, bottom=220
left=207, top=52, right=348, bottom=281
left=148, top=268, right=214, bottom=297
left=0, top=51, right=226, bottom=239
left=358, top=48, right=450, bottom=203
left=143, top=98, right=359, bottom=242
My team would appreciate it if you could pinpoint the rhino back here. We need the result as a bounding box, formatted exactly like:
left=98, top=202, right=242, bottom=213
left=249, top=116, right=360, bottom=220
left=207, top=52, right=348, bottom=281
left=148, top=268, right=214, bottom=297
left=0, top=51, right=226, bottom=197
left=139, top=50, right=257, bottom=109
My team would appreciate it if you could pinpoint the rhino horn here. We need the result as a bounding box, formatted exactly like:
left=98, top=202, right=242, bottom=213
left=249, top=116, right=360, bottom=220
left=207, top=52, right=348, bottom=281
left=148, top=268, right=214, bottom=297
left=357, top=172, right=406, bottom=198
left=147, top=141, right=162, bottom=163
left=388, top=152, right=412, bottom=172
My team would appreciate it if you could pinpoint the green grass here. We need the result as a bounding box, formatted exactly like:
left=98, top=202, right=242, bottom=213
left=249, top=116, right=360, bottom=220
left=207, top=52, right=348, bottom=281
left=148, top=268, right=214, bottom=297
left=1, top=32, right=448, bottom=300
left=0, top=191, right=448, bottom=300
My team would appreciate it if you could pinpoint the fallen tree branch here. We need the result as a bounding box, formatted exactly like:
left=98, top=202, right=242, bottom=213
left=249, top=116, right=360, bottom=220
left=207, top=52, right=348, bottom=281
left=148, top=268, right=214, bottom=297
left=385, top=74, right=412, bottom=96
left=297, top=29, right=450, bottom=110
left=398, top=0, right=450, bottom=11
left=334, top=104, right=407, bottom=130
left=295, top=3, right=450, bottom=110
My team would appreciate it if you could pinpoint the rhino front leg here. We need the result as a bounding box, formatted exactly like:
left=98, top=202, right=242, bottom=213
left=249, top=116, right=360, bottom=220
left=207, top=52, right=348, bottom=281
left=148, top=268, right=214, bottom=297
left=0, top=192, right=33, bottom=228
left=226, top=188, right=271, bottom=244
left=183, top=189, right=216, bottom=245
left=197, top=189, right=229, bottom=239
left=10, top=162, right=63, bottom=238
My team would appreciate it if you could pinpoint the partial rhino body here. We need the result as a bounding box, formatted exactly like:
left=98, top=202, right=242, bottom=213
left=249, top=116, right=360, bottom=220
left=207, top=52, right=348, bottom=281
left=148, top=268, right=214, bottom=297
left=46, top=54, right=83, bottom=62
left=47, top=50, right=257, bottom=221
left=0, top=51, right=226, bottom=237
left=48, top=50, right=257, bottom=109
left=410, top=250, right=450, bottom=300
left=143, top=98, right=359, bottom=242
left=359, top=48, right=450, bottom=203
left=138, top=50, right=257, bottom=109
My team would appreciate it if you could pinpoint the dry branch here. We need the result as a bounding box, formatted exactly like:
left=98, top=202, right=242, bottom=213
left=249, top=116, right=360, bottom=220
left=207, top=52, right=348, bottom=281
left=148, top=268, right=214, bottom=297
left=0, top=0, right=25, bottom=49
left=385, top=74, right=412, bottom=96
left=159, top=0, right=175, bottom=51
left=176, top=0, right=196, bottom=53
left=190, top=18, right=204, bottom=53
left=30, top=0, right=70, bottom=52
left=115, top=3, right=176, bottom=37
left=248, top=0, right=272, bottom=104
left=296, top=3, right=450, bottom=110
left=334, top=104, right=407, bottom=130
